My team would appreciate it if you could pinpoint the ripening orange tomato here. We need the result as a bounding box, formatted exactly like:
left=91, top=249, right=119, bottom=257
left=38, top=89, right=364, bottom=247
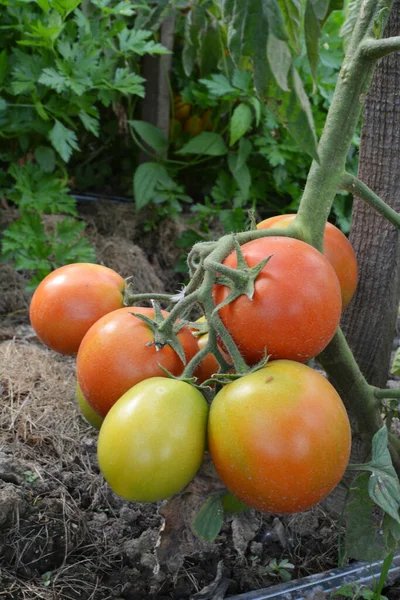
left=213, top=237, right=342, bottom=365
left=76, top=307, right=200, bottom=417
left=29, top=263, right=125, bottom=355
left=257, top=214, right=358, bottom=309
left=208, top=360, right=351, bottom=513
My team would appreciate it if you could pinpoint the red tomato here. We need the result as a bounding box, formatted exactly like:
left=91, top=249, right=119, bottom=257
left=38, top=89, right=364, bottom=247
left=29, top=263, right=125, bottom=355
left=257, top=214, right=358, bottom=309
left=76, top=307, right=200, bottom=417
left=208, top=360, right=351, bottom=513
left=213, top=237, right=342, bottom=364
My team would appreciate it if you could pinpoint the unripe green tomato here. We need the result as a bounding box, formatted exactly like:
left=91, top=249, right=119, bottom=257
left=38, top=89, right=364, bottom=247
left=76, top=383, right=104, bottom=430
left=98, top=378, right=208, bottom=502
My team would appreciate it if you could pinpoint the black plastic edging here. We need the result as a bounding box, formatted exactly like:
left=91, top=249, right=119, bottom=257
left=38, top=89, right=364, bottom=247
left=227, top=553, right=400, bottom=600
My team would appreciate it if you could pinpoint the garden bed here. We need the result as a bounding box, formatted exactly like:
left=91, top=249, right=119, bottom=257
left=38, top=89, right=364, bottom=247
left=0, top=202, right=398, bottom=600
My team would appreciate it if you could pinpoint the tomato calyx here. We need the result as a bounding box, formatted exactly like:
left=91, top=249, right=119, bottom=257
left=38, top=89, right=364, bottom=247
left=130, top=301, right=188, bottom=363
left=211, top=238, right=273, bottom=307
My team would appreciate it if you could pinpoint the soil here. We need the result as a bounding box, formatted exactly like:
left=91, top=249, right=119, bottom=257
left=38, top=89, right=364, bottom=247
left=0, top=201, right=398, bottom=600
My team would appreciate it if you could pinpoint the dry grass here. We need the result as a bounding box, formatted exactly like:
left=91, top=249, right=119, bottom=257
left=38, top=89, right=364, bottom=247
left=0, top=340, right=126, bottom=599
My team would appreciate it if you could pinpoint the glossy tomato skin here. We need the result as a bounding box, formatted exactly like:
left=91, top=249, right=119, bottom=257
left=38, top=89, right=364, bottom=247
left=257, top=214, right=358, bottom=309
left=213, top=237, right=342, bottom=364
left=30, top=263, right=125, bottom=355
left=98, top=377, right=208, bottom=502
left=208, top=360, right=351, bottom=513
left=76, top=383, right=104, bottom=430
left=77, top=307, right=200, bottom=417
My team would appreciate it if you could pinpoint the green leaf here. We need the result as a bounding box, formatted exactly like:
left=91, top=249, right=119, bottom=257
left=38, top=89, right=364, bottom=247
left=267, top=35, right=291, bottom=91
left=391, top=347, right=400, bottom=376
left=49, top=120, right=79, bottom=162
left=249, top=97, right=262, bottom=126
left=117, top=29, right=169, bottom=56
left=0, top=97, right=7, bottom=112
left=34, top=146, right=56, bottom=173
left=39, top=67, right=68, bottom=93
left=228, top=152, right=251, bottom=199
left=277, top=0, right=302, bottom=54
left=112, top=68, right=145, bottom=96
left=177, top=132, right=228, bottom=156
left=262, top=65, right=319, bottom=161
left=199, top=74, right=237, bottom=97
left=79, top=111, right=100, bottom=137
left=229, top=103, right=253, bottom=146
left=374, top=7, right=390, bottom=39
left=129, top=120, right=169, bottom=154
left=349, top=427, right=400, bottom=523
left=345, top=473, right=399, bottom=561
left=367, top=427, right=400, bottom=522
left=199, top=22, right=221, bottom=77
left=221, top=492, right=249, bottom=514
left=305, top=0, right=321, bottom=88
left=340, top=0, right=362, bottom=48
left=310, top=0, right=330, bottom=20
left=232, top=70, right=253, bottom=92
left=36, top=0, right=50, bottom=11
left=192, top=494, right=224, bottom=542
left=0, top=50, right=8, bottom=86
left=322, top=0, right=344, bottom=26
left=133, top=162, right=172, bottom=211
left=236, top=138, right=253, bottom=171
left=224, top=0, right=287, bottom=71
left=53, top=0, right=81, bottom=17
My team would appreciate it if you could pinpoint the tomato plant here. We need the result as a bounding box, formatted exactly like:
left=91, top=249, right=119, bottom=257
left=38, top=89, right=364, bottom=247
left=257, top=214, right=358, bottom=309
left=29, top=263, right=125, bottom=355
left=76, top=306, right=200, bottom=417
left=208, top=360, right=351, bottom=513
left=98, top=377, right=208, bottom=502
left=213, top=237, right=342, bottom=364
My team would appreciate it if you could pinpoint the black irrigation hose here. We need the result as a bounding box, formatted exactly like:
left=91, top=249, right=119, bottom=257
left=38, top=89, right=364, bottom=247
left=71, top=192, right=133, bottom=204
left=228, top=553, right=400, bottom=600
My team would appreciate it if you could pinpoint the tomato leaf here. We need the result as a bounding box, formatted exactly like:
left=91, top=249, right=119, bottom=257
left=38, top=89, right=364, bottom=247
left=133, top=162, right=172, bottom=211
left=305, top=0, right=321, bottom=89
left=199, top=22, right=221, bottom=77
left=348, top=426, right=400, bottom=523
left=177, top=133, right=228, bottom=156
left=192, top=494, right=224, bottom=542
left=229, top=103, right=253, bottom=146
left=391, top=347, right=400, bottom=376
left=267, top=35, right=292, bottom=92
left=277, top=0, right=302, bottom=54
left=129, top=120, right=169, bottom=154
left=345, top=473, right=400, bottom=562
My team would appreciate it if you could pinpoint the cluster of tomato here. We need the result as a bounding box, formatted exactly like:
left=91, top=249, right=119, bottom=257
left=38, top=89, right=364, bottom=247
left=29, top=216, right=356, bottom=514
left=170, top=94, right=213, bottom=140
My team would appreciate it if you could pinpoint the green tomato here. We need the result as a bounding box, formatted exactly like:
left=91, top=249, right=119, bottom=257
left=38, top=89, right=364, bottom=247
left=76, top=383, right=104, bottom=430
left=97, top=378, right=208, bottom=502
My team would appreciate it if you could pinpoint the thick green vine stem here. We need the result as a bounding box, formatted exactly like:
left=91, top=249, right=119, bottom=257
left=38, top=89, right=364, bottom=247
left=340, top=172, right=400, bottom=229
left=296, top=0, right=395, bottom=251
left=374, top=388, right=400, bottom=400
